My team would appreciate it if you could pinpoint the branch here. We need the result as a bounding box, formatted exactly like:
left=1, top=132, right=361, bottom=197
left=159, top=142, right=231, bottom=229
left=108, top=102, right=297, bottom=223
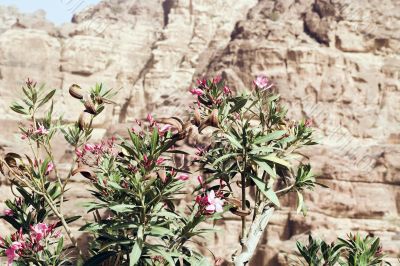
left=233, top=207, right=275, bottom=266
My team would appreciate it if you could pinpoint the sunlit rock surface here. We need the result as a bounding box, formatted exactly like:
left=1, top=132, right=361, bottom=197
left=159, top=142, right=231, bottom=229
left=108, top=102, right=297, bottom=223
left=0, top=0, right=398, bottom=264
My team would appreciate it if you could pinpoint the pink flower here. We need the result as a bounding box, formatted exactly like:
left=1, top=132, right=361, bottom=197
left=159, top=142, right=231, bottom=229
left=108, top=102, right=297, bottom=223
left=31, top=223, right=49, bottom=242
left=45, top=162, right=54, bottom=175
left=305, top=119, right=313, bottom=127
left=15, top=198, right=23, bottom=207
left=213, top=75, right=222, bottom=84
left=253, top=75, right=273, bottom=91
left=75, top=148, right=83, bottom=158
left=147, top=113, right=154, bottom=125
left=205, top=190, right=224, bottom=213
left=84, top=143, right=95, bottom=152
left=158, top=124, right=172, bottom=136
left=143, top=154, right=152, bottom=168
left=223, top=86, right=231, bottom=94
left=189, top=88, right=203, bottom=96
left=34, top=124, right=48, bottom=135
left=197, top=175, right=204, bottom=185
left=214, top=258, right=223, bottom=266
left=3, top=209, right=14, bottom=217
left=53, top=230, right=62, bottom=239
left=156, top=157, right=165, bottom=165
left=197, top=78, right=207, bottom=87
left=5, top=241, right=23, bottom=266
left=177, top=174, right=189, bottom=181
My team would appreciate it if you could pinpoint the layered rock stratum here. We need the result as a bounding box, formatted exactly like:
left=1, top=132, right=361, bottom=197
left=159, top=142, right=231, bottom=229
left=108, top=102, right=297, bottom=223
left=0, top=0, right=399, bottom=265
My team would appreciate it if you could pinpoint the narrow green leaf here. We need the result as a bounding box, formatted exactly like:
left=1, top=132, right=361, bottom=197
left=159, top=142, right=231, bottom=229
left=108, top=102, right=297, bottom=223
left=254, top=130, right=286, bottom=144
left=151, top=127, right=159, bottom=153
left=109, top=204, right=138, bottom=213
left=262, top=154, right=291, bottom=168
left=38, top=89, right=56, bottom=108
left=212, top=153, right=239, bottom=166
left=253, top=158, right=276, bottom=178
left=229, top=97, right=247, bottom=113
left=130, top=225, right=143, bottom=266
left=56, top=237, right=64, bottom=254
left=10, top=105, right=28, bottom=115
left=224, top=134, right=242, bottom=149
left=148, top=226, right=173, bottom=237
left=250, top=175, right=280, bottom=207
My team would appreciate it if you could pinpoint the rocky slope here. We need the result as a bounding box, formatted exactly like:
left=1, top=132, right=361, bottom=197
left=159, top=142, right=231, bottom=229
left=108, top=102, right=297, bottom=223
left=0, top=0, right=399, bottom=265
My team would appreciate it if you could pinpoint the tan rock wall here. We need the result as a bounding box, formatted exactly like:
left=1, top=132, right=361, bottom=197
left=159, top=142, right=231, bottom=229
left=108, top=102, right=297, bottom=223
left=0, top=0, right=399, bottom=265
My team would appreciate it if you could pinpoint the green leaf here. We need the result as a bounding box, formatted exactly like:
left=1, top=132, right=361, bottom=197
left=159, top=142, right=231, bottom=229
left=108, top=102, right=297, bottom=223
left=130, top=241, right=142, bottom=266
left=254, top=130, right=286, bottom=144
left=150, top=127, right=159, bottom=153
left=249, top=146, right=273, bottom=155
left=56, top=237, right=64, bottom=254
left=212, top=153, right=239, bottom=166
left=10, top=104, right=28, bottom=115
left=253, top=158, right=276, bottom=178
left=130, top=225, right=143, bottom=266
left=229, top=97, right=247, bottom=113
left=250, top=175, right=280, bottom=207
left=38, top=89, right=56, bottom=108
left=148, top=226, right=173, bottom=237
left=223, top=134, right=242, bottom=149
left=262, top=154, right=291, bottom=168
left=109, top=204, right=138, bottom=213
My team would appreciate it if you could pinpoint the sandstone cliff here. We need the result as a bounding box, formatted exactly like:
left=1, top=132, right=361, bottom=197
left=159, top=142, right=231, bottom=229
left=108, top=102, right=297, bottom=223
left=0, top=0, right=398, bottom=265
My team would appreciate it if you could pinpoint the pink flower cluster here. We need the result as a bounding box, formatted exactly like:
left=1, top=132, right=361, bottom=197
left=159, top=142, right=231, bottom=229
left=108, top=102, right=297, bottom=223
left=3, top=209, right=14, bottom=217
left=4, top=241, right=22, bottom=266
left=189, top=75, right=232, bottom=107
left=33, top=160, right=54, bottom=176
left=196, top=190, right=224, bottom=214
left=21, top=124, right=49, bottom=140
left=0, top=223, right=61, bottom=265
left=46, top=162, right=54, bottom=175
left=253, top=75, right=274, bottom=91
left=195, top=175, right=225, bottom=215
left=76, top=137, right=117, bottom=165
left=146, top=114, right=173, bottom=137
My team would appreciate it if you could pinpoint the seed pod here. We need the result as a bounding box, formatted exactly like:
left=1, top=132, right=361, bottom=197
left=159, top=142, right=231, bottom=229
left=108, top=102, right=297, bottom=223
left=72, top=165, right=97, bottom=181
left=94, top=96, right=116, bottom=104
left=84, top=100, right=97, bottom=115
left=231, top=208, right=251, bottom=217
left=226, top=198, right=241, bottom=209
left=156, top=117, right=183, bottom=132
left=78, top=112, right=92, bottom=130
left=198, top=109, right=219, bottom=133
left=4, top=153, right=21, bottom=168
left=209, top=109, right=219, bottom=128
left=69, top=84, right=83, bottom=99
left=192, top=109, right=201, bottom=127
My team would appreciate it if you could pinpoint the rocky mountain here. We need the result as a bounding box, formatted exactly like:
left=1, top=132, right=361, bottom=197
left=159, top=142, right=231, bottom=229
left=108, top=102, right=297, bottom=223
left=0, top=0, right=399, bottom=265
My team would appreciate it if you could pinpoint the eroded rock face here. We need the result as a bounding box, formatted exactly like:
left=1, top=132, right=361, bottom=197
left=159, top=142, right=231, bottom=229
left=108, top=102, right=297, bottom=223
left=0, top=0, right=399, bottom=265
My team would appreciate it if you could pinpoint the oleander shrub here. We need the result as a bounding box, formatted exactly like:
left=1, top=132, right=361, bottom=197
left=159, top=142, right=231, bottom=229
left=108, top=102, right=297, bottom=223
left=296, top=234, right=391, bottom=266
left=0, top=76, right=388, bottom=266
